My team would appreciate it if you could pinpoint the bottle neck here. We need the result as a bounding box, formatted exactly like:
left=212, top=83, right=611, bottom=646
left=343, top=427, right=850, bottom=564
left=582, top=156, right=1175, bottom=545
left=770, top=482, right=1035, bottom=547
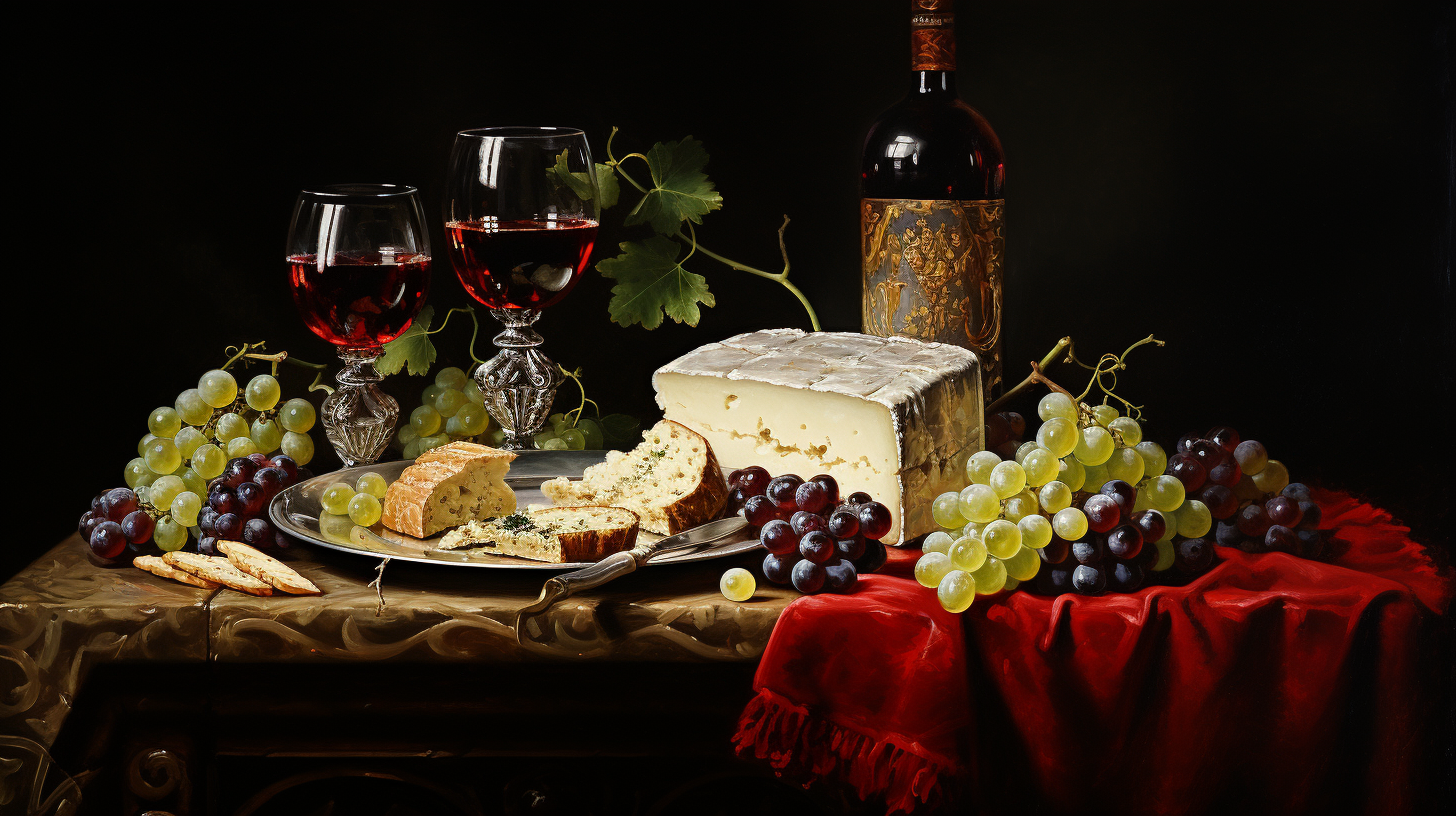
left=911, top=70, right=957, bottom=96
left=910, top=0, right=956, bottom=77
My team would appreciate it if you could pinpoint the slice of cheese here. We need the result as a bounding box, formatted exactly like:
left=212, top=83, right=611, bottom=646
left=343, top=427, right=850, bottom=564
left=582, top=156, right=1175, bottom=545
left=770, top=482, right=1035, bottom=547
left=653, top=330, right=982, bottom=545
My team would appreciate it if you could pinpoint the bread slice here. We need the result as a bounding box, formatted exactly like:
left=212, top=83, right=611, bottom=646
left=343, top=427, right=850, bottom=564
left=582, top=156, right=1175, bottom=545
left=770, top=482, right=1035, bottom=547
left=540, top=420, right=728, bottom=535
left=162, top=552, right=274, bottom=596
left=217, top=540, right=321, bottom=595
left=382, top=441, right=517, bottom=538
left=134, top=555, right=221, bottom=589
left=437, top=506, right=640, bottom=563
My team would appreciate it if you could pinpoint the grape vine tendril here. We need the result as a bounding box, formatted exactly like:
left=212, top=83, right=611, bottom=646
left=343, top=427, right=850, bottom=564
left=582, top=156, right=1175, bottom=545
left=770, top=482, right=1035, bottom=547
left=604, top=127, right=821, bottom=331
left=986, top=335, right=1164, bottom=424
left=556, top=366, right=600, bottom=428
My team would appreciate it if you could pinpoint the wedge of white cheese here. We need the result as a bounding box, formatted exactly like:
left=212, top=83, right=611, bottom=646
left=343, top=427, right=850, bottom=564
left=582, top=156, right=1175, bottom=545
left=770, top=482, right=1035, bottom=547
left=653, top=329, right=982, bottom=545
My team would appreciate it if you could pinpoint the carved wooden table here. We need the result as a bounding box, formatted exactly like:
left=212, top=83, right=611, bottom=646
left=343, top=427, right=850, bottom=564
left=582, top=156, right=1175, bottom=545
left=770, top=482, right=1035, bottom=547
left=0, top=536, right=814, bottom=816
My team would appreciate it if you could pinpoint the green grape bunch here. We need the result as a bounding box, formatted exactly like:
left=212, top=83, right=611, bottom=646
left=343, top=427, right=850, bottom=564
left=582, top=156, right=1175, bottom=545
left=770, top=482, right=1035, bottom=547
left=397, top=366, right=496, bottom=458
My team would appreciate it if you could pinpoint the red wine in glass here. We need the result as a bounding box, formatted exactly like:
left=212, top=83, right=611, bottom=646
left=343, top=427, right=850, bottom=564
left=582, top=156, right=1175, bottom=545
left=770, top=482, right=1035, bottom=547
left=287, top=250, right=431, bottom=348
left=446, top=218, right=597, bottom=310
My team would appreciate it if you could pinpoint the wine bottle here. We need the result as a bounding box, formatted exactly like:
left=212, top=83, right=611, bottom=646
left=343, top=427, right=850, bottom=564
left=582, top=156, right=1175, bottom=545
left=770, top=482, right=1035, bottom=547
left=861, top=0, right=1006, bottom=395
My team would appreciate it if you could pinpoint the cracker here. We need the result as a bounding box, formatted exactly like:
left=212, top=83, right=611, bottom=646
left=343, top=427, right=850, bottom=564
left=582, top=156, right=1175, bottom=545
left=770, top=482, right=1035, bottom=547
left=133, top=555, right=221, bottom=590
left=217, top=540, right=321, bottom=595
left=162, top=552, right=274, bottom=596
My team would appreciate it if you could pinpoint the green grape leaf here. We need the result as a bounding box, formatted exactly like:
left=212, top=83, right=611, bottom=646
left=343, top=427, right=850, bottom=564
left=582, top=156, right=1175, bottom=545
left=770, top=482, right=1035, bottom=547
left=624, top=137, right=723, bottom=234
left=596, top=236, right=715, bottom=329
left=378, top=304, right=437, bottom=376
left=596, top=163, right=620, bottom=209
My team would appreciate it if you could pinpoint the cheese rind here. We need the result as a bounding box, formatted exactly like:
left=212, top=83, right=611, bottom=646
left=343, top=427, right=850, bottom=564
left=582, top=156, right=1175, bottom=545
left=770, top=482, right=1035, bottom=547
left=653, top=330, right=982, bottom=545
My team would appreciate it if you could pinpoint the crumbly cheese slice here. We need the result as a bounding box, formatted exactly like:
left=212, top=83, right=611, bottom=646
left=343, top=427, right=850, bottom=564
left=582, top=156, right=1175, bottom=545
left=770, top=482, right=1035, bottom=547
left=653, top=330, right=982, bottom=544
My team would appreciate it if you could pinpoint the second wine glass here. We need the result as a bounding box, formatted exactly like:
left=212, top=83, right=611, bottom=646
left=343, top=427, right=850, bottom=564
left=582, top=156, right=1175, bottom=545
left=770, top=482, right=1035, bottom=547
left=444, top=127, right=600, bottom=450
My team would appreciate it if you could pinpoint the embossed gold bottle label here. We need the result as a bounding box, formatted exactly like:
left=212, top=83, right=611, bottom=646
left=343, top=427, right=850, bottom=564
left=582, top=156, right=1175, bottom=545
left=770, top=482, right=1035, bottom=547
left=861, top=198, right=1004, bottom=394
left=911, top=0, right=955, bottom=71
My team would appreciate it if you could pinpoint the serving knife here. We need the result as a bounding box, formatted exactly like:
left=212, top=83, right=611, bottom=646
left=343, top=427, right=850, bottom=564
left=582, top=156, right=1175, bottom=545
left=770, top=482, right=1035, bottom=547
left=515, top=515, right=750, bottom=626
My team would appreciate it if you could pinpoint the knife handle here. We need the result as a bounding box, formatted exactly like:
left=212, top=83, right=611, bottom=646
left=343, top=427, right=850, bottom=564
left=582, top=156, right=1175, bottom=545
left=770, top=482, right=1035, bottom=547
left=517, top=549, right=642, bottom=620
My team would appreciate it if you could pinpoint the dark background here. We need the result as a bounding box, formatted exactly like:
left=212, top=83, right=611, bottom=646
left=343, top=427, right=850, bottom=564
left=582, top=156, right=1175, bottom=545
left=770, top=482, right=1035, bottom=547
left=10, top=0, right=1452, bottom=585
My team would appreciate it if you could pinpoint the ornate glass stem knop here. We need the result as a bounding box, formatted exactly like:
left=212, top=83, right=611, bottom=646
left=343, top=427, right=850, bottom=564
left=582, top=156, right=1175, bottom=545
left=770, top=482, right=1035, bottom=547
left=475, top=308, right=561, bottom=450
left=321, top=349, right=399, bottom=466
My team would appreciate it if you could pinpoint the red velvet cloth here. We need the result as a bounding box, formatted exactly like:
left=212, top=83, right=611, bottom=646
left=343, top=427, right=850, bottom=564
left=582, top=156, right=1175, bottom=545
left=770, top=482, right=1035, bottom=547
left=732, top=489, right=1451, bottom=814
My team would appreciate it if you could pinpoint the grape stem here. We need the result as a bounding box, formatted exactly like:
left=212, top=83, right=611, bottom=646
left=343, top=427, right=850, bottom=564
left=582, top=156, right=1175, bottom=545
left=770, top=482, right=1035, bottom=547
left=604, top=127, right=822, bottom=331
left=220, top=341, right=335, bottom=395
left=985, top=337, right=1074, bottom=415
left=368, top=557, right=390, bottom=616
left=421, top=307, right=487, bottom=366
left=556, top=366, right=600, bottom=428
left=1069, top=334, right=1164, bottom=419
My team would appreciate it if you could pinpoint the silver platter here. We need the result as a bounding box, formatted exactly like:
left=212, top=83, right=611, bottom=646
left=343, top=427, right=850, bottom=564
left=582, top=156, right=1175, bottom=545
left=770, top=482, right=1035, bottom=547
left=268, top=450, right=759, bottom=570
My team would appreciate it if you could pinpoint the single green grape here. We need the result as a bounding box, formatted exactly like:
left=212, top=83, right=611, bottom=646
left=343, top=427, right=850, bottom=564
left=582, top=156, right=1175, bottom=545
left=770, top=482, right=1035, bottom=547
left=1058, top=456, right=1086, bottom=491
left=133, top=470, right=158, bottom=490
left=171, top=491, right=201, bottom=527
left=1251, top=459, right=1289, bottom=494
left=1018, top=514, right=1054, bottom=549
left=151, top=475, right=186, bottom=510
left=198, top=369, right=238, bottom=408
left=1003, top=546, right=1041, bottom=582
left=1037, top=392, right=1078, bottom=422
left=420, top=434, right=451, bottom=453
left=548, top=412, right=568, bottom=429
left=192, top=444, right=226, bottom=479
left=348, top=492, right=383, bottom=526
left=154, top=517, right=188, bottom=552
left=937, top=569, right=977, bottom=613
left=139, top=433, right=157, bottom=458
left=1156, top=511, right=1178, bottom=543
left=281, top=431, right=314, bottom=465
left=1134, top=441, right=1167, bottom=478
left=1039, top=481, right=1073, bottom=513
left=1089, top=404, right=1119, bottom=427
left=1014, top=441, right=1039, bottom=464
left=1151, top=538, right=1176, bottom=571
left=916, top=552, right=953, bottom=588
left=449, top=403, right=490, bottom=436
left=1105, top=446, right=1146, bottom=485
left=411, top=404, right=442, bottom=436
left=1003, top=577, right=1021, bottom=592
left=983, top=519, right=1022, bottom=559
left=989, top=461, right=1027, bottom=499
left=402, top=438, right=424, bottom=460
left=1002, top=495, right=1037, bottom=523
left=279, top=398, right=317, bottom=433
left=534, top=429, right=559, bottom=448
left=1037, top=417, right=1078, bottom=458
left=1108, top=417, right=1142, bottom=446
left=243, top=374, right=280, bottom=411
left=558, top=428, right=587, bottom=451
left=435, top=366, right=470, bottom=391
left=965, top=450, right=1001, bottom=485
left=1053, top=507, right=1089, bottom=540
left=174, top=426, right=206, bottom=458
left=227, top=436, right=259, bottom=459
left=922, top=531, right=955, bottom=555
left=321, top=483, right=356, bottom=515
left=421, top=382, right=446, bottom=408
left=182, top=468, right=209, bottom=497
left=962, top=521, right=985, bottom=540
left=123, top=458, right=150, bottom=488
left=957, top=484, right=1001, bottom=525
left=214, top=413, right=249, bottom=443
left=175, top=388, right=213, bottom=426
left=356, top=472, right=388, bottom=499
left=144, top=438, right=181, bottom=474
left=1176, top=499, right=1213, bottom=538
left=931, top=491, right=963, bottom=528
left=1147, top=475, right=1186, bottom=512
left=462, top=380, right=486, bottom=405
left=542, top=437, right=569, bottom=451
left=1022, top=448, right=1059, bottom=487
left=251, top=418, right=283, bottom=452
left=149, top=407, right=182, bottom=438
left=1082, top=462, right=1110, bottom=493
left=434, top=388, right=469, bottom=418
left=485, top=427, right=506, bottom=447
left=1073, top=425, right=1115, bottom=466
left=719, top=567, right=756, bottom=602
left=970, top=556, right=1007, bottom=595
left=397, top=424, right=420, bottom=446
left=576, top=417, right=603, bottom=449
left=951, top=535, right=988, bottom=572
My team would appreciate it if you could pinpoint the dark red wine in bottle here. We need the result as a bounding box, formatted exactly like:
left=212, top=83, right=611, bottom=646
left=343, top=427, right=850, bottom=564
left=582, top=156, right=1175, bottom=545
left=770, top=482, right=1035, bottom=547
left=862, top=0, right=1006, bottom=395
left=287, top=251, right=431, bottom=348
left=446, top=218, right=598, bottom=310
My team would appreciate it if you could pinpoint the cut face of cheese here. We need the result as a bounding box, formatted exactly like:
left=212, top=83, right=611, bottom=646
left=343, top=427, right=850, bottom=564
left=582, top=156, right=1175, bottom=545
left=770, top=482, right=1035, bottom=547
left=653, top=330, right=982, bottom=545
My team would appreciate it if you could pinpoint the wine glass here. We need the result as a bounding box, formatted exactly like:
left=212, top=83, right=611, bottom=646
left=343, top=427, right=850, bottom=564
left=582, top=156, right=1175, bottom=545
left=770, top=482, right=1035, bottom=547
left=444, top=127, right=600, bottom=449
left=286, top=183, right=432, bottom=465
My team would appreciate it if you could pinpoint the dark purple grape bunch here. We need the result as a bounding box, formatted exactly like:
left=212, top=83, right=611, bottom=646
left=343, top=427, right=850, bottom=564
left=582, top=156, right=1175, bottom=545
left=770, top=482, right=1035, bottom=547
left=1177, top=427, right=1324, bottom=559
left=727, top=467, right=893, bottom=596
left=983, top=410, right=1027, bottom=461
left=198, top=454, right=301, bottom=554
left=1033, top=480, right=1165, bottom=597
left=79, top=486, right=152, bottom=563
